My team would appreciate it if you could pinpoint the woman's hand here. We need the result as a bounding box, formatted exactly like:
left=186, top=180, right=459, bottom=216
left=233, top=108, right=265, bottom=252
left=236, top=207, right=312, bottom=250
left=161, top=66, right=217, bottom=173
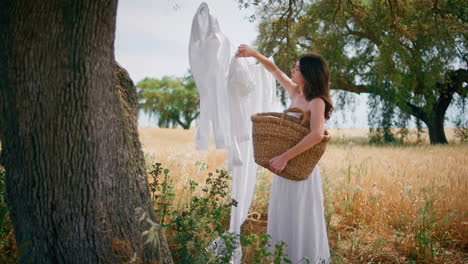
left=235, top=44, right=257, bottom=58
left=269, top=154, right=289, bottom=174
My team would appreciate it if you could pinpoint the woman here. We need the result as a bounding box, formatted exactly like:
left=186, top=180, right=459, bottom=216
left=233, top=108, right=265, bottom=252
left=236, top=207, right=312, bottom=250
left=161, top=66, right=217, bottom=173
left=236, top=44, right=332, bottom=263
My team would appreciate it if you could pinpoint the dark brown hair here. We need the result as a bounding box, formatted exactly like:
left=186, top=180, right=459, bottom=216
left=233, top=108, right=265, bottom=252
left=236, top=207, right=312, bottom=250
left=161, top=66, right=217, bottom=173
left=298, top=53, right=334, bottom=120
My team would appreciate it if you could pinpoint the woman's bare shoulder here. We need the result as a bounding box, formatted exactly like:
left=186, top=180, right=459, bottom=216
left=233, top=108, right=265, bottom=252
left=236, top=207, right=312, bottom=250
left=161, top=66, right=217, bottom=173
left=306, top=97, right=325, bottom=110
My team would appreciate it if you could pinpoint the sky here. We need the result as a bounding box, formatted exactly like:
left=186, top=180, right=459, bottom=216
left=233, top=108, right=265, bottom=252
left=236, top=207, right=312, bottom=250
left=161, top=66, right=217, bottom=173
left=115, top=0, right=259, bottom=82
left=114, top=0, right=460, bottom=128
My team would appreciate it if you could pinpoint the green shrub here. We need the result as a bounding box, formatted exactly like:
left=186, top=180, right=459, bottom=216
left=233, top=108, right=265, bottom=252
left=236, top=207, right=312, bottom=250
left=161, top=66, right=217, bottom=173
left=148, top=161, right=294, bottom=263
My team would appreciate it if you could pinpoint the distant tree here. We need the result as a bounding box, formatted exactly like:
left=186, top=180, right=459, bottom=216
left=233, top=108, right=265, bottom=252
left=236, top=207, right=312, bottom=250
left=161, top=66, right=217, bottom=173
left=137, top=74, right=200, bottom=129
left=240, top=0, right=467, bottom=144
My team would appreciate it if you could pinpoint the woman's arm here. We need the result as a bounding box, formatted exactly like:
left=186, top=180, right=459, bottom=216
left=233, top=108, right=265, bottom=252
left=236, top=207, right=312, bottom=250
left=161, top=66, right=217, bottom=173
left=269, top=98, right=326, bottom=173
left=236, top=44, right=299, bottom=98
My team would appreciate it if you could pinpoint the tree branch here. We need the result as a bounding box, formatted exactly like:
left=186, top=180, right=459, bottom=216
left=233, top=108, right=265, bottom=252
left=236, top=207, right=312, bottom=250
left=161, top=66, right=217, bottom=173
left=333, top=78, right=369, bottom=93
left=332, top=0, right=342, bottom=23
left=345, top=24, right=382, bottom=46
left=174, top=118, right=187, bottom=129
left=405, top=102, right=426, bottom=121
left=431, top=68, right=468, bottom=116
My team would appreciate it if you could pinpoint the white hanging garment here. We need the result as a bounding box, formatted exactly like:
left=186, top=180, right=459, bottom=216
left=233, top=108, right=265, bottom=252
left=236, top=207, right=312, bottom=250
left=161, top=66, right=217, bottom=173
left=226, top=57, right=255, bottom=169
left=227, top=59, right=278, bottom=264
left=226, top=58, right=278, bottom=171
left=247, top=61, right=278, bottom=114
left=208, top=57, right=278, bottom=264
left=257, top=62, right=277, bottom=112
left=189, top=2, right=231, bottom=150
left=189, top=4, right=278, bottom=263
left=227, top=57, right=255, bottom=98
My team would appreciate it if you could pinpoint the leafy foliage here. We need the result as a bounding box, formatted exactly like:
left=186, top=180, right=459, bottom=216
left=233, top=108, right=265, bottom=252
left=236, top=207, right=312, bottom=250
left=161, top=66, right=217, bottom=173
left=137, top=74, right=199, bottom=129
left=241, top=233, right=292, bottom=264
left=149, top=162, right=234, bottom=263
left=148, top=161, right=292, bottom=263
left=240, top=0, right=467, bottom=143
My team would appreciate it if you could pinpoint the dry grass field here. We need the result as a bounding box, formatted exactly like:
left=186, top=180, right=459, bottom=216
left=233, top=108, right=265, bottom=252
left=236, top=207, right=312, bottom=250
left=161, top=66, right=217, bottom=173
left=139, top=127, right=467, bottom=263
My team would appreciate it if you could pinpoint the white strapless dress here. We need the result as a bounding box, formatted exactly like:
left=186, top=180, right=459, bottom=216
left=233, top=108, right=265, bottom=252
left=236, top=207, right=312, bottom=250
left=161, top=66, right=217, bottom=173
left=267, top=165, right=330, bottom=263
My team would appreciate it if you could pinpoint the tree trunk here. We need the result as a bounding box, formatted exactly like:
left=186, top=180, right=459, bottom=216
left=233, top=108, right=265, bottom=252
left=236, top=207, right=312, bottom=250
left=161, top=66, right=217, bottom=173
left=423, top=83, right=453, bottom=144
left=405, top=94, right=451, bottom=145
left=425, top=113, right=449, bottom=144
left=0, top=1, right=173, bottom=263
left=414, top=109, right=449, bottom=144
left=411, top=111, right=449, bottom=144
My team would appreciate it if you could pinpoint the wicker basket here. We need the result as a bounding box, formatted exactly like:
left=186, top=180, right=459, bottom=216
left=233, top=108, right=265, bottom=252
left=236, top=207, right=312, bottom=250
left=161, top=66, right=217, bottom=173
left=240, top=212, right=268, bottom=237
left=251, top=107, right=331, bottom=181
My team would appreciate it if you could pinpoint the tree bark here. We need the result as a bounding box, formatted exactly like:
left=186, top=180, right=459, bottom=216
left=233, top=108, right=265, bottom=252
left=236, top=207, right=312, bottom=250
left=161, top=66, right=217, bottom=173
left=0, top=1, right=173, bottom=263
left=426, top=117, right=448, bottom=144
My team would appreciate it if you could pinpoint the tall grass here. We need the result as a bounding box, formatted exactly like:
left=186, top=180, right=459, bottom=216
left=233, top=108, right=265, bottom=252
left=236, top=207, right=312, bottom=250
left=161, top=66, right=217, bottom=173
left=140, top=127, right=467, bottom=263
left=0, top=127, right=465, bottom=263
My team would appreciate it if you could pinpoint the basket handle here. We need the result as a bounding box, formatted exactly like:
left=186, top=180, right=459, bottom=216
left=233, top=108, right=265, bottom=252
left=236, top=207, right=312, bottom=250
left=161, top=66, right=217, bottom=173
left=281, top=107, right=310, bottom=126
left=321, top=130, right=332, bottom=143
left=247, top=212, right=262, bottom=221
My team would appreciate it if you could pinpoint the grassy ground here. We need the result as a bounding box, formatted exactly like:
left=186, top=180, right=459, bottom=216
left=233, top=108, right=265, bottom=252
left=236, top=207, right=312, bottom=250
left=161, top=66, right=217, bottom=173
left=139, top=127, right=467, bottom=263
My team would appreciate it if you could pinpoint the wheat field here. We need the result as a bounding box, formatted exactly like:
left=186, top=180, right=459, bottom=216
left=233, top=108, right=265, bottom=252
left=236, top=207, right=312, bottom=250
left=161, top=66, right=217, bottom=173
left=139, top=127, right=467, bottom=263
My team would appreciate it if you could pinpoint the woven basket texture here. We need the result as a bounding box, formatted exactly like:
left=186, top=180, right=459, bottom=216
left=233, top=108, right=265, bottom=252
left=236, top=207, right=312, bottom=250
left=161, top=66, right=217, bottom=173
left=251, top=108, right=331, bottom=181
left=240, top=212, right=268, bottom=237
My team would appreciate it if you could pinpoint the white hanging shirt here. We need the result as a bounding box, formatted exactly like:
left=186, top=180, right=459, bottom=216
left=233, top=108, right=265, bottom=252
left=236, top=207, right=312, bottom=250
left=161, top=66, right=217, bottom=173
left=227, top=57, right=254, bottom=97
left=189, top=2, right=231, bottom=150
left=226, top=57, right=255, bottom=168
left=227, top=59, right=277, bottom=264
left=228, top=58, right=277, bottom=223
left=189, top=4, right=278, bottom=264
